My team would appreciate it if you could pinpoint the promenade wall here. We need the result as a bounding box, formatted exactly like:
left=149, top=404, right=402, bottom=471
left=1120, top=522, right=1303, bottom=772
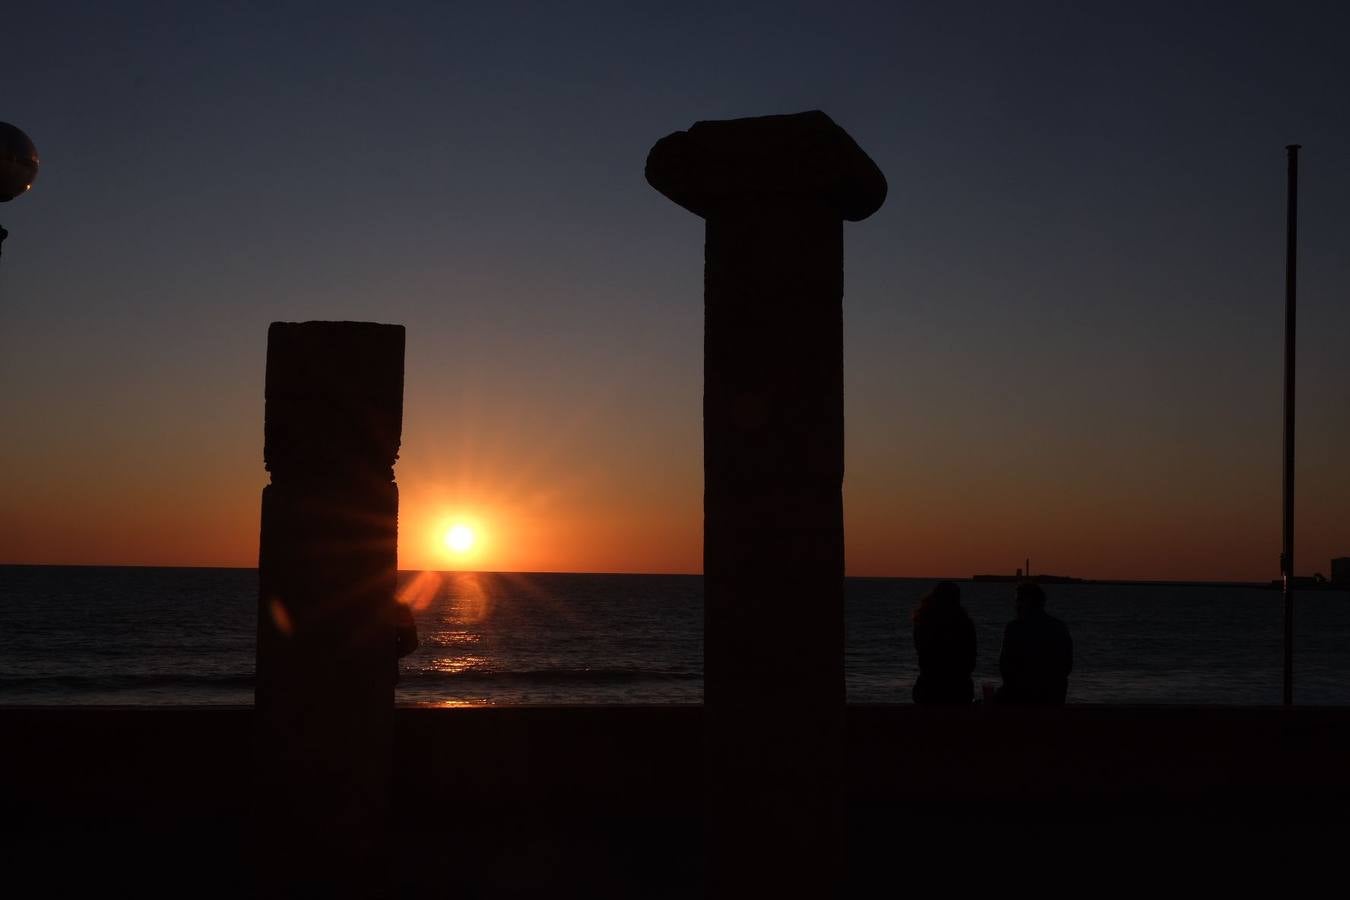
left=4, top=705, right=1345, bottom=893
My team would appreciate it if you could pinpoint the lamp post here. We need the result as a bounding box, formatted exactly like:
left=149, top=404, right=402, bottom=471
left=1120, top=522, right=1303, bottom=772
left=1281, top=144, right=1300, bottom=706
left=0, top=121, right=40, bottom=263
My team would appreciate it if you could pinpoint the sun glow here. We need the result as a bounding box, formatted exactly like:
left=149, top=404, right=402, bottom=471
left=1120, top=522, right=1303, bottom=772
left=425, top=512, right=490, bottom=570
left=444, top=524, right=476, bottom=554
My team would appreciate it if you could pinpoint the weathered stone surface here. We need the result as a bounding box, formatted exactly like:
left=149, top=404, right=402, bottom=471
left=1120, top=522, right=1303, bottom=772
left=648, top=111, right=885, bottom=897
left=645, top=110, right=886, bottom=222
left=701, top=208, right=847, bottom=899
left=703, top=211, right=845, bottom=711
left=255, top=321, right=405, bottom=897
left=264, top=321, right=405, bottom=486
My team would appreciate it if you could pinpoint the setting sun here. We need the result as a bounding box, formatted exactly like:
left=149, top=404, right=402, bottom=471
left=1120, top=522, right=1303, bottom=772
left=444, top=524, right=476, bottom=554
left=421, top=510, right=495, bottom=570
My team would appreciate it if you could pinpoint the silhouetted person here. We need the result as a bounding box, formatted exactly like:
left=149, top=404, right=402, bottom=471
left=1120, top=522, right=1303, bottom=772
left=911, top=581, right=976, bottom=704
left=995, top=582, right=1073, bottom=704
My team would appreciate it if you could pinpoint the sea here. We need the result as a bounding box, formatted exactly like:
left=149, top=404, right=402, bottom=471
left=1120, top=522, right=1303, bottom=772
left=2, top=565, right=1348, bottom=706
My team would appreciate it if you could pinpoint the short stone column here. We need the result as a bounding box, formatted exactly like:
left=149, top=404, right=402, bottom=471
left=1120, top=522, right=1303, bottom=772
left=646, top=111, right=886, bottom=896
left=255, top=321, right=405, bottom=896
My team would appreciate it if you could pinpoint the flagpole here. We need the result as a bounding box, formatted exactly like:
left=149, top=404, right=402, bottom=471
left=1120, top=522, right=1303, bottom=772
left=1281, top=144, right=1300, bottom=707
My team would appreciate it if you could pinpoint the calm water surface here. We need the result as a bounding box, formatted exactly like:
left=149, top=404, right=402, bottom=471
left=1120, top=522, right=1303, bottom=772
left=2, top=566, right=1347, bottom=705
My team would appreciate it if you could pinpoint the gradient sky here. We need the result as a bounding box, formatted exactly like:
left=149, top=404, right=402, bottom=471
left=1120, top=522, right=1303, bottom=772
left=2, top=1, right=1347, bottom=579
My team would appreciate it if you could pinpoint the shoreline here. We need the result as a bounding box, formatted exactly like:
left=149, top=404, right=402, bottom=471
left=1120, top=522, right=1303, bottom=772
left=972, top=574, right=1350, bottom=591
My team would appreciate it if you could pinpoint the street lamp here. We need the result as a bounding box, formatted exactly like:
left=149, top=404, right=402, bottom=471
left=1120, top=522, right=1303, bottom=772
left=0, top=121, right=41, bottom=262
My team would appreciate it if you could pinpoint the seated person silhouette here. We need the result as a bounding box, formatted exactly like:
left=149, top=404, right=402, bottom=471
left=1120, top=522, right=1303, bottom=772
left=911, top=581, right=976, bottom=704
left=995, top=582, right=1073, bottom=704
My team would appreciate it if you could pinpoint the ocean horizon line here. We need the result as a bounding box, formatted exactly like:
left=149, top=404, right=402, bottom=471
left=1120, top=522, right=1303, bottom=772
left=0, top=561, right=1303, bottom=588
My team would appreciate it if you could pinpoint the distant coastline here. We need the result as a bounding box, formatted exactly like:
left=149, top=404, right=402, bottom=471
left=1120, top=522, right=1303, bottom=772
left=971, top=572, right=1348, bottom=592
left=972, top=573, right=1086, bottom=585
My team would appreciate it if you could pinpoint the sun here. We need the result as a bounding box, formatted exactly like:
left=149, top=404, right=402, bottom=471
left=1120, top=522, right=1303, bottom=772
left=444, top=524, right=476, bottom=554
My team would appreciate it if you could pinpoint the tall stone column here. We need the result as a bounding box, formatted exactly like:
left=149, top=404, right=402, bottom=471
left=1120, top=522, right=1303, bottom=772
left=255, top=321, right=405, bottom=897
left=646, top=111, right=886, bottom=896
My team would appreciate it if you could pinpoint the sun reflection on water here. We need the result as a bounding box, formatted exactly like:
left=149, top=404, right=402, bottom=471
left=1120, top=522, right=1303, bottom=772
left=450, top=571, right=494, bottom=623
left=428, top=653, right=488, bottom=674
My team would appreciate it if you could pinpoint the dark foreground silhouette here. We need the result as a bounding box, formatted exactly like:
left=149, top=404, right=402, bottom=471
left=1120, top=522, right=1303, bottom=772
left=996, top=581, right=1074, bottom=704
left=255, top=321, right=407, bottom=896
left=6, top=705, right=1350, bottom=897
left=648, top=109, right=887, bottom=895
left=911, top=581, right=976, bottom=704
left=0, top=121, right=40, bottom=263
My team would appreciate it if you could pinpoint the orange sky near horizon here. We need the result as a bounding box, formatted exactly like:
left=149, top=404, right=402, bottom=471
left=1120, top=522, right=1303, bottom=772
left=0, top=272, right=1345, bottom=581
left=2, top=372, right=1345, bottom=581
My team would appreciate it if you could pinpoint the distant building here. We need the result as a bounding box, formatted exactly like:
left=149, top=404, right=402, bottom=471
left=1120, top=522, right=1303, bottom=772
left=1333, top=558, right=1350, bottom=586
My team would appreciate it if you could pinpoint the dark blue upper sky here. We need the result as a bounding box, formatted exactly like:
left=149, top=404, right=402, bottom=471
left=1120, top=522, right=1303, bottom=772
left=2, top=1, right=1347, bottom=577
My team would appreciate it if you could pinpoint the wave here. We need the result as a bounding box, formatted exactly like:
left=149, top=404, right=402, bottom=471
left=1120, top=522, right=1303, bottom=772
left=0, top=672, right=254, bottom=690
left=0, top=668, right=702, bottom=693
left=403, top=667, right=700, bottom=685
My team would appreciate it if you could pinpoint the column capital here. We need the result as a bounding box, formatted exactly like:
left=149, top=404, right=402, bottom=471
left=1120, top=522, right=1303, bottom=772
left=645, top=110, right=887, bottom=222
left=264, top=321, right=405, bottom=485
